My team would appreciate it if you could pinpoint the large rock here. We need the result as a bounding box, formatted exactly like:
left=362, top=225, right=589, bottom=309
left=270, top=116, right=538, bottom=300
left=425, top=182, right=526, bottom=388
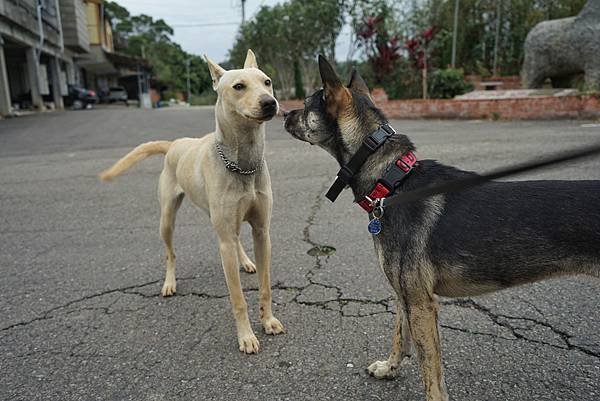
left=522, top=0, right=600, bottom=90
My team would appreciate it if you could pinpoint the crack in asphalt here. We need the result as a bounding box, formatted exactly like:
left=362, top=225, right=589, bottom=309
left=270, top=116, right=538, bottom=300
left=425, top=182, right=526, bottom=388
left=0, top=280, right=160, bottom=333
left=290, top=179, right=599, bottom=358
left=443, top=298, right=600, bottom=359
left=3, top=182, right=598, bottom=361
left=286, top=179, right=393, bottom=317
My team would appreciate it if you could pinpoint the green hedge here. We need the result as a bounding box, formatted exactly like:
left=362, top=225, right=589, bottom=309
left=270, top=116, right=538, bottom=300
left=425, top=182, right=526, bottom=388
left=429, top=68, right=473, bottom=99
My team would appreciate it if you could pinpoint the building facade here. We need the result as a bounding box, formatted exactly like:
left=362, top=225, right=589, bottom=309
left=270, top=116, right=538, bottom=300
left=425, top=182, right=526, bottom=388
left=0, top=0, right=149, bottom=116
left=77, top=0, right=149, bottom=98
left=0, top=0, right=76, bottom=114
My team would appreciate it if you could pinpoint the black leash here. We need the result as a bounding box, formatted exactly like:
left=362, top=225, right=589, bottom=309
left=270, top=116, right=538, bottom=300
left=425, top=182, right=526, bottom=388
left=376, top=143, right=600, bottom=209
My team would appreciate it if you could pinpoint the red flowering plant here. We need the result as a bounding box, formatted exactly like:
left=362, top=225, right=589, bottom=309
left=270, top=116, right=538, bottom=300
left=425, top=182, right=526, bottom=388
left=354, top=8, right=401, bottom=84
left=405, top=26, right=437, bottom=98
left=406, top=27, right=436, bottom=70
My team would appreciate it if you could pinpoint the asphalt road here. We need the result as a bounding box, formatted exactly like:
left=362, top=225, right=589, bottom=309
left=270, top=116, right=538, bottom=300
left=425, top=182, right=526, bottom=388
left=1, top=106, right=599, bottom=401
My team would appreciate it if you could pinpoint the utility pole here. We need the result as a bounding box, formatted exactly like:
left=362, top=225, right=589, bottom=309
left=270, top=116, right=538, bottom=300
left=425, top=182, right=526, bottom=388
left=492, top=0, right=502, bottom=77
left=241, top=0, right=246, bottom=24
left=186, top=58, right=191, bottom=102
left=451, top=0, right=459, bottom=68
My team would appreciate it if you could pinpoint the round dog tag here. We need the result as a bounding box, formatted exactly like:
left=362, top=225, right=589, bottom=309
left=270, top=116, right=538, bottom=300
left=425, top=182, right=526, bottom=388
left=368, top=218, right=382, bottom=235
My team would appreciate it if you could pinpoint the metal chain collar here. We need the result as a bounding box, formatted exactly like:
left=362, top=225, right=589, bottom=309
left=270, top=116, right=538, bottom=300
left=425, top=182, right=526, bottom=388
left=215, top=142, right=261, bottom=175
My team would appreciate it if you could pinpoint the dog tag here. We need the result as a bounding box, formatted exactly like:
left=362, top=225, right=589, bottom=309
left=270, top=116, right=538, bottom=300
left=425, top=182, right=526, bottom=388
left=368, top=218, right=382, bottom=235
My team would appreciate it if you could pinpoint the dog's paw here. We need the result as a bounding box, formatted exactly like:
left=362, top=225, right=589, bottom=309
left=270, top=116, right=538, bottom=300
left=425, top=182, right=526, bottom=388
left=161, top=279, right=176, bottom=297
left=367, top=360, right=397, bottom=379
left=238, top=332, right=260, bottom=354
left=262, top=316, right=285, bottom=335
left=241, top=260, right=256, bottom=274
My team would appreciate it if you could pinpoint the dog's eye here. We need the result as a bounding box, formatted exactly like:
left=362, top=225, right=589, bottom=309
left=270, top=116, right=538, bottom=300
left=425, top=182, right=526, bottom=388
left=233, top=83, right=245, bottom=91
left=264, top=79, right=271, bottom=86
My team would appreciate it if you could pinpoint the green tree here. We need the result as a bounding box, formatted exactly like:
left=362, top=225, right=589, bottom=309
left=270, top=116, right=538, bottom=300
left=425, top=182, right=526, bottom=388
left=427, top=0, right=587, bottom=75
left=104, top=1, right=211, bottom=98
left=348, top=0, right=587, bottom=98
left=228, top=0, right=346, bottom=99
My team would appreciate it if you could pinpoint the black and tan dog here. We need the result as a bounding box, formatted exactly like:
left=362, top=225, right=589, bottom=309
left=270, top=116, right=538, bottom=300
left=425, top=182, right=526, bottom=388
left=284, top=56, right=600, bottom=401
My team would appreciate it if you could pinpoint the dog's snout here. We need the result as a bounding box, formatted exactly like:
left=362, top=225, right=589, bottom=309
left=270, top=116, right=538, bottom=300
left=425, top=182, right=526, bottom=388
left=282, top=109, right=290, bottom=118
left=260, top=96, right=277, bottom=112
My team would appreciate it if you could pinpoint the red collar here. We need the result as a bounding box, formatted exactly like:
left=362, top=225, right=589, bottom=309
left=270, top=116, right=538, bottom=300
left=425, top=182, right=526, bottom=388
left=357, top=151, right=417, bottom=213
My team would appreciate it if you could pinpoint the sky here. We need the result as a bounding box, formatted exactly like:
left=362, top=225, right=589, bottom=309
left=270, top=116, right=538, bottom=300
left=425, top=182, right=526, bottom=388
left=114, top=0, right=353, bottom=63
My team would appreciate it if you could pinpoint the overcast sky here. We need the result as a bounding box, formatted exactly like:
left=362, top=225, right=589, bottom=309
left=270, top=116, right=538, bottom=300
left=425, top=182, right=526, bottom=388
left=114, top=0, right=352, bottom=63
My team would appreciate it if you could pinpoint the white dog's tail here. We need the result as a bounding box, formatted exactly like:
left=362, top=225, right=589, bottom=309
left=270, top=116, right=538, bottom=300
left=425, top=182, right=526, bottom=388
left=99, top=140, right=172, bottom=181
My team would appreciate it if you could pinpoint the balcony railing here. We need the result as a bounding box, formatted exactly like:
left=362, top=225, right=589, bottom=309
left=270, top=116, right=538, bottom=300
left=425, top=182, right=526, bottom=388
left=3, top=0, right=60, bottom=34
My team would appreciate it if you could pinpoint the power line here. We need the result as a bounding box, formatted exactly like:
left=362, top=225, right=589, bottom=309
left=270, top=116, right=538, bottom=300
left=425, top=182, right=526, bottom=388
left=170, top=22, right=239, bottom=27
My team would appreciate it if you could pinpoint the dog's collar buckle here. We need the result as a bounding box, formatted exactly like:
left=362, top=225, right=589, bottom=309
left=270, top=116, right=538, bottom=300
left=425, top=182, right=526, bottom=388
left=357, top=151, right=417, bottom=213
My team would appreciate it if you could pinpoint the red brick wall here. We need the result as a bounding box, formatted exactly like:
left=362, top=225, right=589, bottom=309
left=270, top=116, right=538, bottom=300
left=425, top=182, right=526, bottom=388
left=280, top=95, right=600, bottom=120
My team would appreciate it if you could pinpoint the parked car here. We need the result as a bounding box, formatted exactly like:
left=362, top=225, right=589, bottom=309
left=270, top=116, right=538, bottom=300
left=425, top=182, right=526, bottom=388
left=107, top=86, right=128, bottom=105
left=64, top=85, right=98, bottom=110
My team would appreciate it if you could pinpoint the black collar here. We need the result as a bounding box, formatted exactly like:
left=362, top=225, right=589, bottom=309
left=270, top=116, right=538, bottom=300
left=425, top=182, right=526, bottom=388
left=325, top=123, right=396, bottom=202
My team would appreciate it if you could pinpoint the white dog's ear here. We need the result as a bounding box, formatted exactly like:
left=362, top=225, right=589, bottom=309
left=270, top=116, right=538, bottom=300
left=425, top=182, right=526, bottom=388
left=204, top=55, right=226, bottom=90
left=244, top=49, right=258, bottom=69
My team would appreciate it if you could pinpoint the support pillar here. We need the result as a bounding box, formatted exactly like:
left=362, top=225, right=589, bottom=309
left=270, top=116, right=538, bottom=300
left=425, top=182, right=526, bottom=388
left=25, top=47, right=44, bottom=111
left=65, top=60, right=75, bottom=85
left=49, top=56, right=64, bottom=110
left=0, top=35, right=11, bottom=116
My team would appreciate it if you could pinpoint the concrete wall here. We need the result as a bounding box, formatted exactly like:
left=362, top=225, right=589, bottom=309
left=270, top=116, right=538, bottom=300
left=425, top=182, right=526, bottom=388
left=0, top=0, right=61, bottom=48
left=0, top=1, right=71, bottom=114
left=59, top=0, right=89, bottom=53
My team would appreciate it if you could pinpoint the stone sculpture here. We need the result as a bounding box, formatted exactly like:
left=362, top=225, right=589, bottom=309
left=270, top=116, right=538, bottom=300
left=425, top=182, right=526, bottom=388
left=522, top=0, right=600, bottom=90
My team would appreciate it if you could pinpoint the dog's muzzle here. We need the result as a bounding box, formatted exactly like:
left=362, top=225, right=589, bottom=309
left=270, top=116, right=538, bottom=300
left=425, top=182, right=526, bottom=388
left=260, top=96, right=278, bottom=119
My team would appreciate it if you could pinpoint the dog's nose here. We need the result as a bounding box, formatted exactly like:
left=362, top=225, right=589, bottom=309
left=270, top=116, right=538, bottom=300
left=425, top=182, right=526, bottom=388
left=260, top=96, right=277, bottom=112
left=283, top=110, right=290, bottom=118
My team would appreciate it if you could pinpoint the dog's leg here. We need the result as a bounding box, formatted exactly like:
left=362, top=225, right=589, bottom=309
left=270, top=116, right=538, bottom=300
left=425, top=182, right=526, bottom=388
left=213, top=215, right=259, bottom=354
left=250, top=214, right=284, bottom=335
left=406, top=296, right=449, bottom=401
left=158, top=171, right=184, bottom=297
left=367, top=298, right=412, bottom=379
left=237, top=240, right=256, bottom=273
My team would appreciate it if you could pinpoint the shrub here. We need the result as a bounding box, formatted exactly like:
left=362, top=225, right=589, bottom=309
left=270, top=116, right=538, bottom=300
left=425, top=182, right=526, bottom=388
left=370, top=61, right=422, bottom=100
left=189, top=90, right=217, bottom=106
left=429, top=68, right=473, bottom=99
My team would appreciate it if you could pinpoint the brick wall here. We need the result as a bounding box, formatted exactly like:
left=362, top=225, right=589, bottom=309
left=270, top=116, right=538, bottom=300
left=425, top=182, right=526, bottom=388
left=280, top=95, right=600, bottom=120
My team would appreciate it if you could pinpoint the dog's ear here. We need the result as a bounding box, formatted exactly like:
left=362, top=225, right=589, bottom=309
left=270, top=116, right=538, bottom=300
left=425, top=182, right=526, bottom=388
left=348, top=69, right=372, bottom=100
left=244, top=49, right=258, bottom=69
left=318, top=55, right=350, bottom=116
left=204, top=55, right=226, bottom=91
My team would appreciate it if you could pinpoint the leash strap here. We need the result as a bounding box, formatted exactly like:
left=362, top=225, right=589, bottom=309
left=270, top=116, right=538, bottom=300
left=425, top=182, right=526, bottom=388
left=377, top=143, right=600, bottom=209
left=325, top=124, right=396, bottom=202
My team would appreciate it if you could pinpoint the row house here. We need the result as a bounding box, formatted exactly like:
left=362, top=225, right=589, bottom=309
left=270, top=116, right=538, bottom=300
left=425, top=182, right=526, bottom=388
left=0, top=0, right=149, bottom=116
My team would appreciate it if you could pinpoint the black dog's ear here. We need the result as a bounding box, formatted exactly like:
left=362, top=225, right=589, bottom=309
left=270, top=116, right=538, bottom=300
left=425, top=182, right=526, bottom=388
left=319, top=55, right=343, bottom=91
left=348, top=69, right=372, bottom=100
left=318, top=55, right=350, bottom=116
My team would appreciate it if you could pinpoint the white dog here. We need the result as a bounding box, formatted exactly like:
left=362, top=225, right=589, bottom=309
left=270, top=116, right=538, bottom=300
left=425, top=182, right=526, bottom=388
left=100, top=50, right=285, bottom=354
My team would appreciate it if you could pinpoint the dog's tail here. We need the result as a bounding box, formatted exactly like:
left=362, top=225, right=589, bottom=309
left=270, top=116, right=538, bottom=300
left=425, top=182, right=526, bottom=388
left=99, top=140, right=172, bottom=182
